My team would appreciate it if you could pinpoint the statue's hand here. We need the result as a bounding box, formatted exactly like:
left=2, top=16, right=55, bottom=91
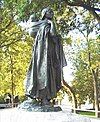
left=47, top=20, right=53, bottom=24
left=47, top=20, right=56, bottom=35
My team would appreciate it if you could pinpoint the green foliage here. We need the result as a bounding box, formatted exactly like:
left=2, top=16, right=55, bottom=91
left=71, top=37, right=99, bottom=105
left=0, top=95, right=4, bottom=103
left=0, top=0, right=99, bottom=103
left=0, top=39, right=33, bottom=97
left=1, top=0, right=99, bottom=41
left=66, top=11, right=100, bottom=105
left=0, top=3, right=33, bottom=99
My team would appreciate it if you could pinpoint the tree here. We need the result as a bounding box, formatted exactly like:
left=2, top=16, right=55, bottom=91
left=0, top=2, right=33, bottom=100
left=62, top=0, right=100, bottom=22
left=0, top=1, right=99, bottom=113
left=0, top=33, right=33, bottom=99
left=16, top=0, right=100, bottom=22
left=71, top=15, right=100, bottom=116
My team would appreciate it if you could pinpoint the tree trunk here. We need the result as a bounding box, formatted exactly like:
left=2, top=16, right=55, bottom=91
left=62, top=80, right=77, bottom=113
left=88, top=46, right=99, bottom=117
left=10, top=55, right=14, bottom=107
left=91, top=69, right=100, bottom=117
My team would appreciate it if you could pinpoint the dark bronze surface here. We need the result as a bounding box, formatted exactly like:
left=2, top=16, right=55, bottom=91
left=24, top=7, right=67, bottom=106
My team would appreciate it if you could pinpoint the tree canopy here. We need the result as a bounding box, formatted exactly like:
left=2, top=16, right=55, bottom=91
left=0, top=0, right=99, bottom=110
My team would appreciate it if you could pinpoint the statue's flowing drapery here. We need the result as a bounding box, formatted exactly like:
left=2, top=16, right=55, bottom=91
left=25, top=20, right=67, bottom=100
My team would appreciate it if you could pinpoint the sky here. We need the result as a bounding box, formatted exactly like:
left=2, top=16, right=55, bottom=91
left=63, top=65, right=74, bottom=84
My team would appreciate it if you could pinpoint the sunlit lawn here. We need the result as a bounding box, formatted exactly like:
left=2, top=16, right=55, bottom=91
left=77, top=110, right=95, bottom=117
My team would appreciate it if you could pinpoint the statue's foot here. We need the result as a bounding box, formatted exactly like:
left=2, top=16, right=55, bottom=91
left=41, top=99, right=52, bottom=106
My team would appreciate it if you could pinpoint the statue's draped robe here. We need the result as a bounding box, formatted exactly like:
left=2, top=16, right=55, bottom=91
left=25, top=20, right=67, bottom=100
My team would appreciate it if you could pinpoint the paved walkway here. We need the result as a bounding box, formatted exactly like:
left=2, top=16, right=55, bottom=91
left=0, top=108, right=100, bottom=122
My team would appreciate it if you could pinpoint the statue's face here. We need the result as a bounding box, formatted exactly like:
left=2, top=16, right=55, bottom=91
left=45, top=9, right=54, bottom=19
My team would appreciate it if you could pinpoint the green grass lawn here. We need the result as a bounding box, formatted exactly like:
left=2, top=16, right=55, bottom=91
left=77, top=110, right=95, bottom=117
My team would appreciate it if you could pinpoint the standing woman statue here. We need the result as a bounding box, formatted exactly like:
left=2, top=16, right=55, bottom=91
left=25, top=7, right=67, bottom=106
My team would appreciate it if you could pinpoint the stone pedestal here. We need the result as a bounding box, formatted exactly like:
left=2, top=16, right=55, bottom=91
left=18, top=99, right=62, bottom=112
left=0, top=108, right=93, bottom=122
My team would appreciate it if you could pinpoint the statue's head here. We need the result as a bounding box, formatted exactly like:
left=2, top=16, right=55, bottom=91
left=41, top=7, right=54, bottom=20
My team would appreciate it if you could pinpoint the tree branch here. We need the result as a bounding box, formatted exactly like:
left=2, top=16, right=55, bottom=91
left=0, top=31, right=21, bottom=47
left=0, top=40, right=20, bottom=48
left=0, top=20, right=12, bottom=33
left=82, top=4, right=100, bottom=22
left=64, top=0, right=100, bottom=22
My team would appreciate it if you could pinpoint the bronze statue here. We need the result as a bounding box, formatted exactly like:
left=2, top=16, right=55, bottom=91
left=25, top=7, right=67, bottom=106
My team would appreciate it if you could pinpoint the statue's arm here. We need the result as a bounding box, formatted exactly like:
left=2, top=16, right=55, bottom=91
left=48, top=20, right=56, bottom=35
left=27, top=21, right=43, bottom=37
